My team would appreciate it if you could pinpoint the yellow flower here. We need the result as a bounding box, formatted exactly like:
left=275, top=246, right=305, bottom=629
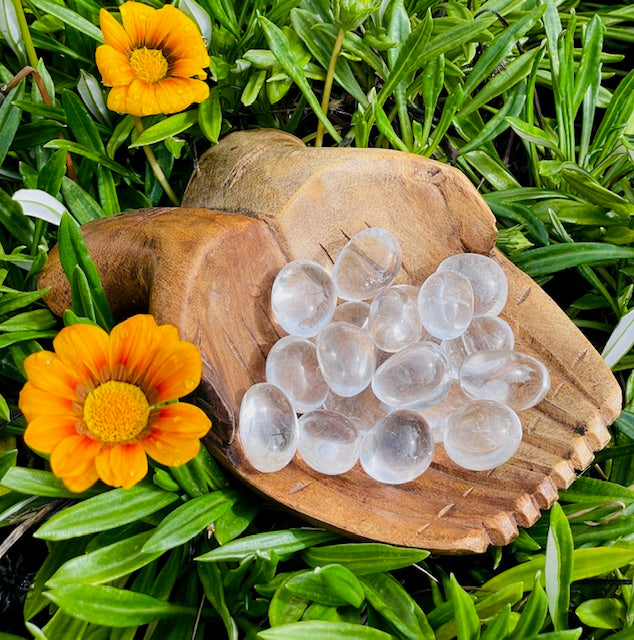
left=19, top=315, right=211, bottom=492
left=95, top=1, right=210, bottom=116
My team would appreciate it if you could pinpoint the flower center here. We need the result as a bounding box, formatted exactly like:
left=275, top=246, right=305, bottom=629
left=129, top=47, right=169, bottom=84
left=83, top=381, right=150, bottom=443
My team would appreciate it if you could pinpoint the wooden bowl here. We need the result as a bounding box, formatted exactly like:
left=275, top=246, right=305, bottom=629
left=40, top=130, right=621, bottom=553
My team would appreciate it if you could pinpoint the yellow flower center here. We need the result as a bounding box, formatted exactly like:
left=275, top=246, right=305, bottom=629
left=129, top=47, right=169, bottom=84
left=83, top=381, right=150, bottom=443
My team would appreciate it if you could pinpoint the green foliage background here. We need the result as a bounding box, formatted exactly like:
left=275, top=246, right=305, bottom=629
left=0, top=0, right=633, bottom=638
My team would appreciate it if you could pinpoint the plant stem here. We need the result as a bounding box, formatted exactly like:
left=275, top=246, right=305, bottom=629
left=10, top=0, right=38, bottom=67
left=315, top=27, right=346, bottom=148
left=133, top=116, right=179, bottom=206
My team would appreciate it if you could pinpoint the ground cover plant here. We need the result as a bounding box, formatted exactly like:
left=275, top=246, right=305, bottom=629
left=0, top=0, right=633, bottom=637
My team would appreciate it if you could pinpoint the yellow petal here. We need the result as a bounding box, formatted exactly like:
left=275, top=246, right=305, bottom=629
left=96, top=45, right=135, bottom=88
left=150, top=403, right=211, bottom=438
left=100, top=8, right=132, bottom=53
left=53, top=323, right=110, bottom=385
left=169, top=58, right=207, bottom=80
left=23, top=351, right=81, bottom=401
left=119, top=1, right=154, bottom=47
left=19, top=381, right=75, bottom=422
left=24, top=415, right=79, bottom=454
left=142, top=432, right=200, bottom=467
left=50, top=435, right=101, bottom=478
left=96, top=443, right=147, bottom=488
left=107, top=85, right=131, bottom=114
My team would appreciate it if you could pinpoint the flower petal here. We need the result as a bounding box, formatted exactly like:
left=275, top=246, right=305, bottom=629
left=143, top=339, right=202, bottom=403
left=100, top=8, right=132, bottom=53
left=96, top=443, right=147, bottom=489
left=19, top=381, right=75, bottom=422
left=50, top=435, right=101, bottom=478
left=24, top=416, right=79, bottom=454
left=151, top=403, right=211, bottom=438
left=23, top=351, right=81, bottom=401
left=107, top=84, right=131, bottom=114
left=63, top=464, right=100, bottom=493
left=169, top=57, right=207, bottom=80
left=96, top=45, right=135, bottom=87
left=142, top=432, right=201, bottom=467
left=120, top=1, right=154, bottom=47
left=152, top=77, right=209, bottom=115
left=53, top=323, right=110, bottom=386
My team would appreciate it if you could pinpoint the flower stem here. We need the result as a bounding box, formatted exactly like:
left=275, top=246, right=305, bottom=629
left=133, top=116, right=179, bottom=206
left=315, top=27, right=346, bottom=148
left=10, top=0, right=38, bottom=68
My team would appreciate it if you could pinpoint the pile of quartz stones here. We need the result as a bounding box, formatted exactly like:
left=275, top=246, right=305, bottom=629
left=239, top=227, right=551, bottom=485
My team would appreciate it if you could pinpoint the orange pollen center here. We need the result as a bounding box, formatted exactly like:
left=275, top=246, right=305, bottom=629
left=83, top=381, right=150, bottom=443
left=129, top=47, right=169, bottom=83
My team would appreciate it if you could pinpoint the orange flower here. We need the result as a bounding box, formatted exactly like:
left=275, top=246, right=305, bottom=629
left=19, top=315, right=211, bottom=492
left=95, top=1, right=210, bottom=116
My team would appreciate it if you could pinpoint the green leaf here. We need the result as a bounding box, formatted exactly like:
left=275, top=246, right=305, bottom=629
left=47, top=530, right=162, bottom=587
left=63, top=89, right=105, bottom=155
left=0, top=309, right=56, bottom=332
left=446, top=574, right=479, bottom=640
left=130, top=110, right=199, bottom=148
left=196, top=528, right=339, bottom=562
left=318, top=565, right=365, bottom=609
left=28, top=0, right=103, bottom=42
left=545, top=503, right=573, bottom=631
left=198, top=88, right=222, bottom=144
left=0, top=81, right=23, bottom=167
left=480, top=604, right=512, bottom=640
left=141, top=490, right=235, bottom=554
left=303, top=542, right=428, bottom=575
left=514, top=576, right=548, bottom=639
left=576, top=598, right=625, bottom=630
left=361, top=572, right=435, bottom=640
left=257, top=621, right=395, bottom=639
left=241, top=69, right=267, bottom=107
left=259, top=16, right=341, bottom=143
left=269, top=579, right=310, bottom=627
left=198, top=563, right=239, bottom=640
left=44, top=584, right=193, bottom=627
left=60, top=177, right=106, bottom=224
left=34, top=484, right=179, bottom=540
left=0, top=467, right=98, bottom=498
left=506, top=117, right=560, bottom=154
left=559, top=476, right=634, bottom=505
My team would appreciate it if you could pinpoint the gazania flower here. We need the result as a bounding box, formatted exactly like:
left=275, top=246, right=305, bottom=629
left=95, top=1, right=210, bottom=117
left=19, top=315, right=211, bottom=492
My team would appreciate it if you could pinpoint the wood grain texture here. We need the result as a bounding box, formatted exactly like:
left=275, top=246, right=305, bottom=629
left=40, top=130, right=621, bottom=553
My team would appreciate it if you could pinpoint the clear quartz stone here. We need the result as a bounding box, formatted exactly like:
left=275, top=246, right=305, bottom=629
left=416, top=380, right=470, bottom=443
left=459, top=349, right=550, bottom=410
left=417, top=269, right=474, bottom=340
left=369, top=284, right=422, bottom=352
left=443, top=399, right=522, bottom=471
left=332, top=300, right=371, bottom=328
left=441, top=316, right=515, bottom=377
left=372, top=341, right=451, bottom=409
left=437, top=253, right=508, bottom=317
left=360, top=411, right=434, bottom=484
left=332, top=228, right=402, bottom=301
left=271, top=259, right=336, bottom=338
left=265, top=335, right=329, bottom=413
left=316, top=321, right=376, bottom=397
left=298, top=409, right=361, bottom=475
left=239, top=383, right=299, bottom=472
left=324, top=387, right=391, bottom=431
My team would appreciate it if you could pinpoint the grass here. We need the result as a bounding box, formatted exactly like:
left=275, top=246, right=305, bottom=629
left=1, top=0, right=634, bottom=637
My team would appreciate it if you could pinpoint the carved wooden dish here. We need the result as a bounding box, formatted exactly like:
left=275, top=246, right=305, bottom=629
left=40, top=130, right=621, bottom=553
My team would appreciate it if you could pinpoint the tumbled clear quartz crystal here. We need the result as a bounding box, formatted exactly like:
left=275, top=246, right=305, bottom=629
left=444, top=400, right=522, bottom=471
left=417, top=269, right=474, bottom=340
left=441, top=316, right=515, bottom=377
left=416, top=380, right=470, bottom=443
left=369, top=284, right=422, bottom=352
left=332, top=228, right=402, bottom=301
left=265, top=336, right=329, bottom=413
left=360, top=411, right=434, bottom=484
left=372, top=342, right=451, bottom=409
left=324, top=387, right=391, bottom=431
left=459, top=349, right=550, bottom=410
left=271, top=259, right=336, bottom=338
left=332, top=300, right=371, bottom=328
left=317, top=321, right=376, bottom=397
left=298, top=409, right=361, bottom=475
left=438, top=253, right=508, bottom=317
left=239, top=383, right=299, bottom=472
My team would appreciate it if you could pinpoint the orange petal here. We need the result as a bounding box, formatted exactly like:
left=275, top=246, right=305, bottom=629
left=142, top=431, right=200, bottom=467
left=109, top=315, right=162, bottom=384
left=143, top=339, right=202, bottom=403
left=24, top=416, right=79, bottom=454
left=19, top=382, right=75, bottom=422
left=62, top=464, right=100, bottom=493
left=169, top=58, right=207, bottom=80
left=120, top=1, right=155, bottom=47
left=106, top=85, right=131, bottom=114
left=50, top=435, right=101, bottom=478
left=23, top=351, right=82, bottom=401
left=150, top=403, right=211, bottom=438
left=53, top=323, right=111, bottom=386
left=96, top=45, right=135, bottom=87
left=100, top=8, right=132, bottom=53
left=96, top=443, right=147, bottom=489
